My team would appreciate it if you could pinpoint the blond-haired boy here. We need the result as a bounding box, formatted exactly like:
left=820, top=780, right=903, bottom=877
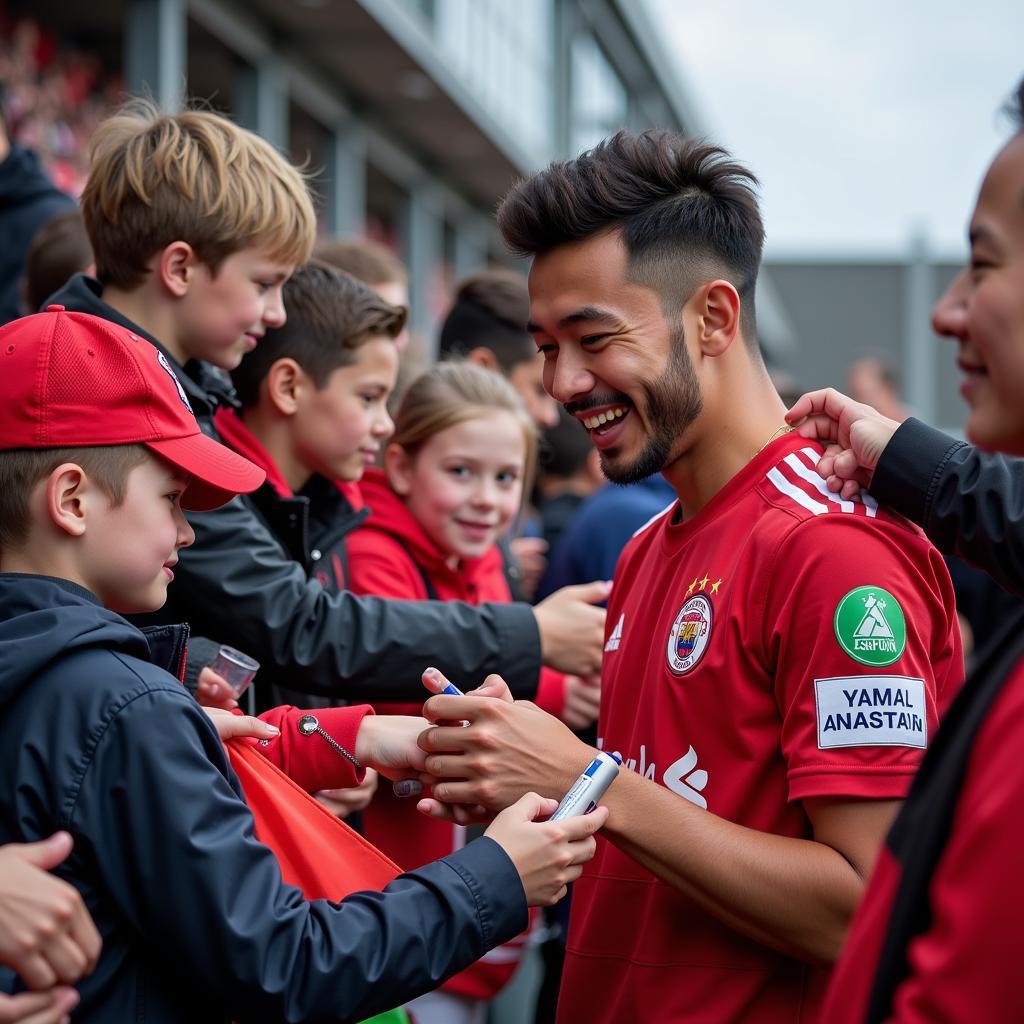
left=0, top=308, right=605, bottom=1019
left=46, top=101, right=606, bottom=706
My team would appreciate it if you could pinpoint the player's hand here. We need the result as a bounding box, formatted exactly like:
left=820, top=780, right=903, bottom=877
left=315, top=769, right=380, bottom=819
left=418, top=690, right=594, bottom=812
left=195, top=667, right=238, bottom=710
left=561, top=674, right=601, bottom=731
left=510, top=536, right=548, bottom=602
left=483, top=793, right=608, bottom=906
left=0, top=987, right=79, bottom=1024
left=786, top=388, right=900, bottom=500
left=201, top=707, right=280, bottom=743
left=0, top=834, right=101, bottom=990
left=533, top=581, right=610, bottom=677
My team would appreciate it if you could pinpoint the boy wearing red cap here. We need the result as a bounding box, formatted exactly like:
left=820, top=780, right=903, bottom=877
left=0, top=308, right=606, bottom=1021
left=42, top=101, right=606, bottom=707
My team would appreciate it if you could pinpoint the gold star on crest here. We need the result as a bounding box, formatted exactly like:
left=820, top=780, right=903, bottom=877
left=686, top=577, right=698, bottom=596
left=710, top=578, right=722, bottom=594
left=698, top=573, right=711, bottom=591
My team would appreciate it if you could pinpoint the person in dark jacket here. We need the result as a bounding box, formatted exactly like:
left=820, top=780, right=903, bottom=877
left=787, top=403, right=1024, bottom=600
left=0, top=104, right=75, bottom=324
left=0, top=307, right=605, bottom=1022
left=49, top=101, right=605, bottom=708
left=790, top=74, right=1024, bottom=1022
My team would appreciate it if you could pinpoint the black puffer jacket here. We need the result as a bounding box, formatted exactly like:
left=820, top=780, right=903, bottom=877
left=45, top=274, right=543, bottom=702
left=0, top=575, right=526, bottom=1022
left=872, top=417, right=1024, bottom=596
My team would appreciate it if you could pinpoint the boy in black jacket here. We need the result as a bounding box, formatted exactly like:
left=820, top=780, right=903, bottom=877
left=0, top=307, right=604, bottom=1021
left=46, top=100, right=607, bottom=705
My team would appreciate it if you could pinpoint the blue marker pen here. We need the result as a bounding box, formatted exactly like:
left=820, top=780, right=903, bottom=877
left=392, top=669, right=464, bottom=797
left=422, top=666, right=464, bottom=697
left=549, top=751, right=621, bottom=821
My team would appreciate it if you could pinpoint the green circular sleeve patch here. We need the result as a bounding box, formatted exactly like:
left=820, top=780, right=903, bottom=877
left=833, top=586, right=907, bottom=667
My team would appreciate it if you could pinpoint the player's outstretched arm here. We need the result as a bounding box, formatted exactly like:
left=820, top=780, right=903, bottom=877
left=592, top=773, right=898, bottom=964
left=419, top=694, right=897, bottom=965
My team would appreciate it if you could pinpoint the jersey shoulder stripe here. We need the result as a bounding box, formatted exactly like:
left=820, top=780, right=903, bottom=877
left=764, top=446, right=879, bottom=519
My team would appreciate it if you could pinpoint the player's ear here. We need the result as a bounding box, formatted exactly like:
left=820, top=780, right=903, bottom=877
left=691, top=279, right=741, bottom=357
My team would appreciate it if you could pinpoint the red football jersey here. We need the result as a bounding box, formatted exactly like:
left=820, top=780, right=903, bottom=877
left=822, top=656, right=1024, bottom=1023
left=558, top=434, right=962, bottom=1024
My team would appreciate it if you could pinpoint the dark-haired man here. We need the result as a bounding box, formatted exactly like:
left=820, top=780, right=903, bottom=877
left=418, top=131, right=962, bottom=1023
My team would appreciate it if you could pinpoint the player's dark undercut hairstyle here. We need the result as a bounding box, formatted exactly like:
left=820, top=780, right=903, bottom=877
left=497, top=129, right=765, bottom=345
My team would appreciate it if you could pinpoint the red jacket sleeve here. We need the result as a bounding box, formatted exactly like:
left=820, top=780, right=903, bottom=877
left=346, top=531, right=429, bottom=602
left=252, top=704, right=374, bottom=793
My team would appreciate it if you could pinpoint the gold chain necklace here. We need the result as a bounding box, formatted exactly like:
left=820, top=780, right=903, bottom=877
left=753, top=423, right=795, bottom=458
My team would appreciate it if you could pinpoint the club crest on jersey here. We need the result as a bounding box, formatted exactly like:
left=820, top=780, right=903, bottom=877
left=667, top=594, right=713, bottom=675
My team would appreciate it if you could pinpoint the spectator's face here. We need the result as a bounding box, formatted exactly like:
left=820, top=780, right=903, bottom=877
left=389, top=412, right=526, bottom=561
left=509, top=353, right=559, bottom=429
left=289, top=336, right=397, bottom=485
left=933, top=133, right=1024, bottom=456
left=83, top=452, right=195, bottom=614
left=177, top=247, right=292, bottom=370
left=527, top=231, right=702, bottom=484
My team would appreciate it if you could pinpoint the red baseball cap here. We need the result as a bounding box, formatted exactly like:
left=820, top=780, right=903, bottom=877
left=0, top=307, right=265, bottom=510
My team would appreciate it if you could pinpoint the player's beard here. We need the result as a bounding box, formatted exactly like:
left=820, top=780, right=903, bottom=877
left=601, top=320, right=703, bottom=484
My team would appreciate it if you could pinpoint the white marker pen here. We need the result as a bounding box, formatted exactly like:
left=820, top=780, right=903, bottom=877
left=549, top=751, right=621, bottom=821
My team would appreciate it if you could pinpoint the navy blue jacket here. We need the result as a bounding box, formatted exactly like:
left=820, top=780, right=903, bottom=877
left=0, top=143, right=74, bottom=324
left=0, top=575, right=526, bottom=1022
left=538, top=475, right=676, bottom=599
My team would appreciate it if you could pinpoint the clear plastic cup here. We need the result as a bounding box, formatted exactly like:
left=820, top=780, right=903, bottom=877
left=208, top=645, right=260, bottom=698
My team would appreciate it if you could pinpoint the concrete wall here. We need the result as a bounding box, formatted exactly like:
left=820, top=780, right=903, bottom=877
left=765, top=257, right=968, bottom=433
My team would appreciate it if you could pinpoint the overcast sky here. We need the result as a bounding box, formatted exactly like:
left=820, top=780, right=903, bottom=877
left=646, top=0, right=1024, bottom=258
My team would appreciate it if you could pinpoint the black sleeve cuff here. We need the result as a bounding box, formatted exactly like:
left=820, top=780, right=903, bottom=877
left=871, top=418, right=966, bottom=527
left=489, top=602, right=544, bottom=700
left=438, top=836, right=529, bottom=950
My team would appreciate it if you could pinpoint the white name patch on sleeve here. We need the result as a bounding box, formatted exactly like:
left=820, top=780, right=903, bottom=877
left=814, top=675, right=927, bottom=749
